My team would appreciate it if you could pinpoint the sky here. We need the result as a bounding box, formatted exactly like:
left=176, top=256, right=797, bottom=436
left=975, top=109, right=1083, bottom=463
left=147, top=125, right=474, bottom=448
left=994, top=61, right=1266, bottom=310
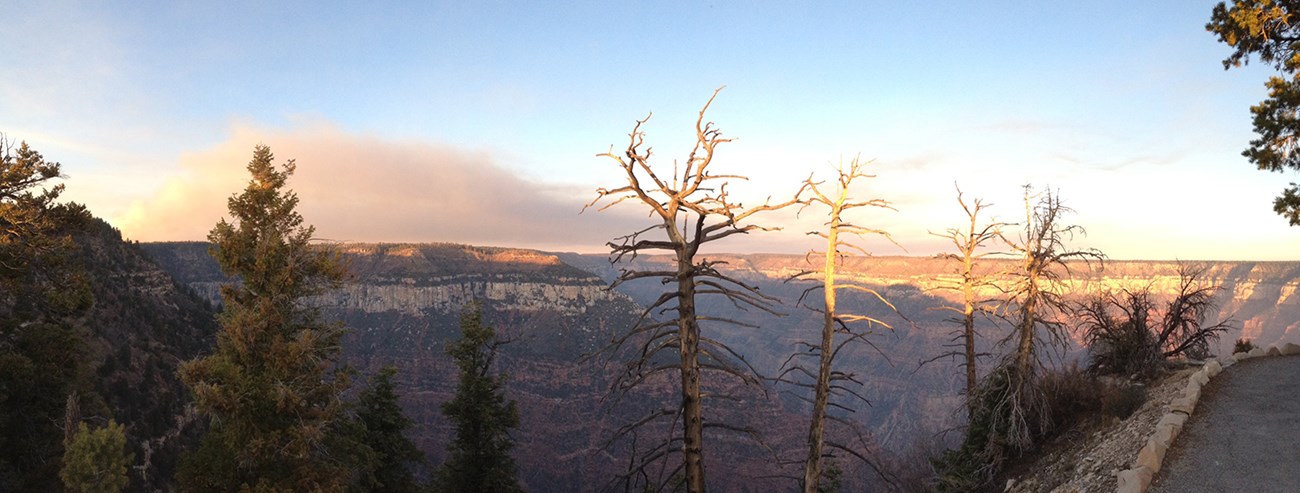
left=2, top=1, right=1297, bottom=260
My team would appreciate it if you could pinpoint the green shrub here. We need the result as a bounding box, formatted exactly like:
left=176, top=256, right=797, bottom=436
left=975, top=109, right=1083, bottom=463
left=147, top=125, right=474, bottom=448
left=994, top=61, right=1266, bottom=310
left=60, top=421, right=132, bottom=493
left=932, top=363, right=1148, bottom=492
left=1039, top=364, right=1104, bottom=434
left=1100, top=384, right=1147, bottom=420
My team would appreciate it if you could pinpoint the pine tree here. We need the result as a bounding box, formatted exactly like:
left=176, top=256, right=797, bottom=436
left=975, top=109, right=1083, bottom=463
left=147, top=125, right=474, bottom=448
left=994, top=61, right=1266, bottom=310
left=0, top=136, right=92, bottom=491
left=178, top=145, right=353, bottom=491
left=434, top=303, right=522, bottom=493
left=350, top=367, right=424, bottom=493
left=60, top=421, right=132, bottom=493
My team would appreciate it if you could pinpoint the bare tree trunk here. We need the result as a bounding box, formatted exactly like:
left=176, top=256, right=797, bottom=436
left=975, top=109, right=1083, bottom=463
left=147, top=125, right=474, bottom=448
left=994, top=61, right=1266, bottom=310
left=802, top=208, right=839, bottom=493
left=929, top=186, right=1003, bottom=423
left=962, top=255, right=977, bottom=420
left=787, top=159, right=895, bottom=492
left=1015, top=287, right=1038, bottom=378
left=678, top=248, right=707, bottom=493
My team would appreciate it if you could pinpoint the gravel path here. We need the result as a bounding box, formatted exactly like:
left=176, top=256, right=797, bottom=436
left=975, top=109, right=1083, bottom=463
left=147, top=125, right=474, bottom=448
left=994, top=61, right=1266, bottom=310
left=1149, top=355, right=1300, bottom=493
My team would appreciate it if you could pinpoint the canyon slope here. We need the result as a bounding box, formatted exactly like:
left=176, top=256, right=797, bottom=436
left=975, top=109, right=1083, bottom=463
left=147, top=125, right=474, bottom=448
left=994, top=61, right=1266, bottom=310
left=142, top=242, right=1300, bottom=491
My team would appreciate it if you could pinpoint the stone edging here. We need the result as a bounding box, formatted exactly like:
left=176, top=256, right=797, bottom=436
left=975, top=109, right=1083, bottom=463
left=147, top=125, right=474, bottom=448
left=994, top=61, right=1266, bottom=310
left=1114, top=343, right=1300, bottom=493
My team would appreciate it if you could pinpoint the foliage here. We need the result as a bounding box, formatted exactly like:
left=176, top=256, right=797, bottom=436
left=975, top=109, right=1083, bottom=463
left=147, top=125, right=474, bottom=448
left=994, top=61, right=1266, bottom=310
left=434, top=303, right=522, bottom=493
left=349, top=367, right=424, bottom=493
left=60, top=421, right=133, bottom=493
left=1101, top=383, right=1148, bottom=420
left=932, top=364, right=1146, bottom=491
left=816, top=460, right=844, bottom=493
left=0, top=136, right=92, bottom=491
left=72, top=217, right=221, bottom=489
left=1234, top=337, right=1258, bottom=353
left=178, top=145, right=356, bottom=491
left=1207, top=0, right=1300, bottom=224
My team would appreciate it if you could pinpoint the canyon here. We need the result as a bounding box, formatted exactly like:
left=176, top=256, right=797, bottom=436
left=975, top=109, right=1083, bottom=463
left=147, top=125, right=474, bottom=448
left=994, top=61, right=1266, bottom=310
left=139, top=242, right=1300, bottom=491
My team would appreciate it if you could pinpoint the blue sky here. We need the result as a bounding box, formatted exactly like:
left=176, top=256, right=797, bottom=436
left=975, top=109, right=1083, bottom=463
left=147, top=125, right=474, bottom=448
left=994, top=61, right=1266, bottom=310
left=2, top=1, right=1296, bottom=259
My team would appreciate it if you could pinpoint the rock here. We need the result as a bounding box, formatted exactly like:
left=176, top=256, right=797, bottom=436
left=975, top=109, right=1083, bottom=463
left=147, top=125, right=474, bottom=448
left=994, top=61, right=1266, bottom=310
left=1170, top=396, right=1197, bottom=415
left=1205, top=359, right=1222, bottom=377
left=1184, top=382, right=1202, bottom=402
left=1234, top=350, right=1251, bottom=361
left=1267, top=345, right=1282, bottom=356
left=1157, top=412, right=1187, bottom=434
left=1249, top=347, right=1266, bottom=358
left=1116, top=466, right=1153, bottom=493
left=1153, top=422, right=1177, bottom=447
left=1005, top=478, right=1015, bottom=491
left=1191, top=370, right=1209, bottom=386
left=1283, top=342, right=1300, bottom=356
left=1136, top=437, right=1167, bottom=473
left=1220, top=355, right=1236, bottom=368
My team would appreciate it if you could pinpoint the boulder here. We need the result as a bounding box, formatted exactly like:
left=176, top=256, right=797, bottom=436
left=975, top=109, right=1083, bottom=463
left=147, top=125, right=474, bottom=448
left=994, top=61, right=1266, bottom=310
left=1116, top=466, right=1154, bottom=493
left=1268, top=345, right=1283, bottom=357
left=1136, top=437, right=1167, bottom=473
left=1157, top=412, right=1187, bottom=438
left=1283, top=342, right=1300, bottom=356
left=1205, top=359, right=1222, bottom=377
left=1249, top=347, right=1267, bottom=358
left=1191, top=370, right=1209, bottom=386
left=1153, top=422, right=1178, bottom=448
left=1170, top=395, right=1197, bottom=415
left=1234, top=351, right=1251, bottom=361
left=1185, top=379, right=1203, bottom=398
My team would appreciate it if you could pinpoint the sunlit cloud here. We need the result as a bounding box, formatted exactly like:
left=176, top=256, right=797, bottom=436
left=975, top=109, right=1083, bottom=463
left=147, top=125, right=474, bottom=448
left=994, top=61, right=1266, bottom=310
left=113, top=122, right=643, bottom=252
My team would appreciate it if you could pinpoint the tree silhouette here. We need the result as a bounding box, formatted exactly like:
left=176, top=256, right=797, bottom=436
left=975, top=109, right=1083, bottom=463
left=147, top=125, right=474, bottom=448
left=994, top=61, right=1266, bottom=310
left=585, top=88, right=805, bottom=493
left=350, top=367, right=424, bottom=493
left=435, top=303, right=522, bottom=493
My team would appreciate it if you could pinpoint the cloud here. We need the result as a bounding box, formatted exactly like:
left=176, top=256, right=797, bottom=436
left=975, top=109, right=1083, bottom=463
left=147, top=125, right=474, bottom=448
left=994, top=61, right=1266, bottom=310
left=114, top=122, right=643, bottom=251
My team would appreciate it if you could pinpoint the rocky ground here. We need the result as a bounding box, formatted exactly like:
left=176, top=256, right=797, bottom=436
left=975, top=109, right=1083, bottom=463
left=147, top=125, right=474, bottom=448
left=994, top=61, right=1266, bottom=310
left=1000, top=367, right=1196, bottom=493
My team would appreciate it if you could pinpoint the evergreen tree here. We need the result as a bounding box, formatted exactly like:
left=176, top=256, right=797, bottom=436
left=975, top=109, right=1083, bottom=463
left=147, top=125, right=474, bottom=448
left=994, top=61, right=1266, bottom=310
left=434, top=303, right=522, bottom=493
left=0, top=136, right=92, bottom=490
left=1208, top=1, right=1300, bottom=224
left=178, top=145, right=354, bottom=491
left=350, top=367, right=424, bottom=493
left=60, top=421, right=132, bottom=493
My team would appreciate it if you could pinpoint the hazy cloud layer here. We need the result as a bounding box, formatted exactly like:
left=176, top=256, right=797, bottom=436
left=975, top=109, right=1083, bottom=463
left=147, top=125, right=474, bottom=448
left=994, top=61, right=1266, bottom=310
left=115, top=123, right=644, bottom=251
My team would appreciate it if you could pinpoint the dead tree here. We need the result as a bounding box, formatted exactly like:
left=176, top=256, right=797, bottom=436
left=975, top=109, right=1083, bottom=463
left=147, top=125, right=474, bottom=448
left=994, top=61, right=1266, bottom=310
left=933, top=187, right=1101, bottom=491
left=990, top=186, right=1102, bottom=451
left=927, top=185, right=1006, bottom=422
left=584, top=88, right=805, bottom=493
left=775, top=158, right=898, bottom=493
left=1077, top=263, right=1234, bottom=376
left=1159, top=263, right=1233, bottom=359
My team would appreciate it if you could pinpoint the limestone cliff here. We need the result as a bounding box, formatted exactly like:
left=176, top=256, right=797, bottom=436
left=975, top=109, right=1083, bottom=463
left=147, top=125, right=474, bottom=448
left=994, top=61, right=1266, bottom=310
left=139, top=242, right=1300, bottom=492
left=562, top=253, right=1300, bottom=354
